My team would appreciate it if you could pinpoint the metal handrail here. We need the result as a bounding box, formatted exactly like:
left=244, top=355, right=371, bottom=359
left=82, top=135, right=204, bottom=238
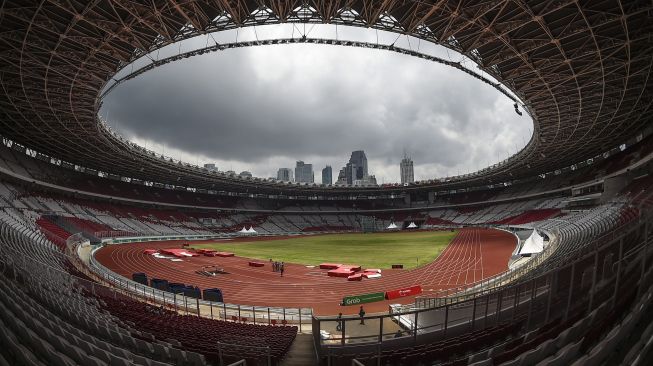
left=87, top=245, right=313, bottom=327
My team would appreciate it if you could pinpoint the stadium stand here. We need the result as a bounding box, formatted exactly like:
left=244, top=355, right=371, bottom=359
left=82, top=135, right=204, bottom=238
left=1, top=1, right=653, bottom=365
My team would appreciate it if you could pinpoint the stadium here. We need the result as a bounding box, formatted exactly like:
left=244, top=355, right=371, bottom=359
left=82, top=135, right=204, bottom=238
left=0, top=1, right=652, bottom=365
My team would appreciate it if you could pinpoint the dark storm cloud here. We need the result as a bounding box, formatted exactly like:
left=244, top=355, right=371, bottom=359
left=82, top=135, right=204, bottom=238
left=101, top=36, right=530, bottom=182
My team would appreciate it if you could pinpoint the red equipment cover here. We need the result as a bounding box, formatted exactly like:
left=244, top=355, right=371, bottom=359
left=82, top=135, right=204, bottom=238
left=347, top=273, right=363, bottom=281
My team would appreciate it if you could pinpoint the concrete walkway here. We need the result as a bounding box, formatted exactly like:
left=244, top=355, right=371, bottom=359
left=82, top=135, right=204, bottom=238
left=280, top=333, right=317, bottom=366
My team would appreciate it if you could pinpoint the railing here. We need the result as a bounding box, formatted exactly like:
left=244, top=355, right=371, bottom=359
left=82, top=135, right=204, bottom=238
left=98, top=230, right=355, bottom=244
left=94, top=230, right=137, bottom=238
left=87, top=245, right=313, bottom=329
left=410, top=227, right=559, bottom=309
left=226, top=360, right=247, bottom=366
left=0, top=223, right=308, bottom=362
left=412, top=204, right=641, bottom=309
left=312, top=208, right=653, bottom=363
left=217, top=342, right=269, bottom=366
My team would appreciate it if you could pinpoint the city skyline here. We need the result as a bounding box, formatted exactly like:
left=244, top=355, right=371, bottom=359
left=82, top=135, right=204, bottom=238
left=209, top=150, right=421, bottom=186
left=104, top=39, right=530, bottom=185
left=280, top=151, right=378, bottom=186
left=272, top=150, right=389, bottom=186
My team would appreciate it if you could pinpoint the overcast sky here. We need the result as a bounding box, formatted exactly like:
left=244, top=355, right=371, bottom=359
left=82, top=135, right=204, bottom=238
left=100, top=25, right=532, bottom=184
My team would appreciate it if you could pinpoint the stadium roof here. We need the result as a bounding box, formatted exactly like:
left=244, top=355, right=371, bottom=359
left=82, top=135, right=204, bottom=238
left=0, top=0, right=652, bottom=195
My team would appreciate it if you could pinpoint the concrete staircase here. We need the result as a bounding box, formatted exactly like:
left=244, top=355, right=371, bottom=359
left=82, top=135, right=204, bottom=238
left=280, top=333, right=317, bottom=366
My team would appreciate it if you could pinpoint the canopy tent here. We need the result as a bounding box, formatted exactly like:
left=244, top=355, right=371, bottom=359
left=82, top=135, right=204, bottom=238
left=238, top=227, right=249, bottom=234
left=387, top=222, right=398, bottom=230
left=246, top=227, right=257, bottom=233
left=519, top=229, right=545, bottom=255
left=407, top=222, right=418, bottom=229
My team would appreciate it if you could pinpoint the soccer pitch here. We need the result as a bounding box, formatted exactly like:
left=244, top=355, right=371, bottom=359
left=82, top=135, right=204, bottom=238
left=191, top=230, right=458, bottom=269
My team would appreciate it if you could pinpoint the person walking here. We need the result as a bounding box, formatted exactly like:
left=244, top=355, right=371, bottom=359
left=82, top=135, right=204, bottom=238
left=280, top=264, right=284, bottom=277
left=336, top=312, right=343, bottom=332
left=358, top=305, right=365, bottom=325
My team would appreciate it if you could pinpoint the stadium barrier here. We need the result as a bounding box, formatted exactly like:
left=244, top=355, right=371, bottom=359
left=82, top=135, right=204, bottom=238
left=410, top=226, right=559, bottom=309
left=312, top=207, right=653, bottom=363
left=412, top=211, right=645, bottom=309
left=28, top=228, right=317, bottom=331
left=0, top=231, right=292, bottom=366
left=85, top=245, right=313, bottom=329
left=99, top=230, right=352, bottom=244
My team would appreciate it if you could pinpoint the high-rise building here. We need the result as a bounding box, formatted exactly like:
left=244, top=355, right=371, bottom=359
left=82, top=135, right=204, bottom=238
left=276, top=168, right=294, bottom=182
left=203, top=163, right=218, bottom=172
left=348, top=150, right=368, bottom=183
left=339, top=150, right=376, bottom=186
left=335, top=168, right=348, bottom=185
left=400, top=153, right=415, bottom=184
left=295, top=161, right=314, bottom=183
left=322, top=165, right=332, bottom=185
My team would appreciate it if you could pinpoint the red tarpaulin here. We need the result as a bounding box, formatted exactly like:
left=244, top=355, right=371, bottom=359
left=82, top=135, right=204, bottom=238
left=216, top=252, right=235, bottom=257
left=319, top=263, right=342, bottom=269
left=328, top=267, right=355, bottom=278
left=339, top=265, right=362, bottom=272
left=385, top=285, right=423, bottom=300
left=160, top=248, right=199, bottom=258
left=347, top=273, right=363, bottom=281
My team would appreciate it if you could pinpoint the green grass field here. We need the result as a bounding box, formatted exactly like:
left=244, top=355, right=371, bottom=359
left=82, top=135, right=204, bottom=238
left=191, top=231, right=458, bottom=269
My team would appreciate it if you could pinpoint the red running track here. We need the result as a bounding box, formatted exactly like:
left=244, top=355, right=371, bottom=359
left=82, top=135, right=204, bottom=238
left=95, top=228, right=515, bottom=315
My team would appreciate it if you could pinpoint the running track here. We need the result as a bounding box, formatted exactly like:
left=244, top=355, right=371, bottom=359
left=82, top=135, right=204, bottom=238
left=95, top=228, right=515, bottom=315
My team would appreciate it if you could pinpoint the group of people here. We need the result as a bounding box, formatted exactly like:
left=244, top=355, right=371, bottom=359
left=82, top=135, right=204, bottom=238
left=271, top=260, right=285, bottom=276
left=335, top=305, right=367, bottom=332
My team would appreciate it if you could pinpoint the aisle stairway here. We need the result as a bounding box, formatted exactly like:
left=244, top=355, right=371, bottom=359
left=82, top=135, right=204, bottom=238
left=280, top=333, right=316, bottom=366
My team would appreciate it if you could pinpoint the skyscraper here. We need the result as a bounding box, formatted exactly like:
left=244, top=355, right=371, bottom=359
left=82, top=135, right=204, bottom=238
left=203, top=163, right=218, bottom=172
left=349, top=150, right=368, bottom=182
left=322, top=165, right=332, bottom=185
left=277, top=168, right=294, bottom=182
left=342, top=150, right=368, bottom=185
left=335, top=150, right=377, bottom=186
left=335, top=168, right=348, bottom=185
left=400, top=153, right=415, bottom=184
left=295, top=161, right=314, bottom=183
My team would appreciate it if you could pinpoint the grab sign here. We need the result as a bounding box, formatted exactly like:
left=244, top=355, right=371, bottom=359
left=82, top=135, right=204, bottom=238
left=341, top=292, right=386, bottom=306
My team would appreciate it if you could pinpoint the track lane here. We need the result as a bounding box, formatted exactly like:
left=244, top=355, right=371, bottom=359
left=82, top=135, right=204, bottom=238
left=96, top=228, right=515, bottom=315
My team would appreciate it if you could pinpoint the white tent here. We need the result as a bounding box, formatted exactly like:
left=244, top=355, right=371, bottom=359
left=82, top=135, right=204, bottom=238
left=519, top=229, right=545, bottom=255
left=407, top=222, right=418, bottom=229
left=387, top=222, right=398, bottom=230
left=246, top=226, right=257, bottom=234
left=238, top=227, right=249, bottom=234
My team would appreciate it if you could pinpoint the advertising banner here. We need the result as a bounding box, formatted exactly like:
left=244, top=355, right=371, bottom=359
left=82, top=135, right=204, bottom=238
left=385, top=285, right=423, bottom=300
left=341, top=292, right=386, bottom=306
